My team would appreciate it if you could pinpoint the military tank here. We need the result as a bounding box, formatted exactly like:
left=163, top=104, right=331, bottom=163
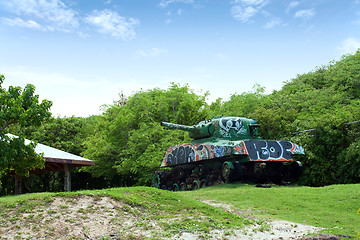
left=152, top=116, right=304, bottom=191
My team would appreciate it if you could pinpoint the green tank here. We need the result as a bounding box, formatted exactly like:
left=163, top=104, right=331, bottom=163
left=152, top=116, right=304, bottom=191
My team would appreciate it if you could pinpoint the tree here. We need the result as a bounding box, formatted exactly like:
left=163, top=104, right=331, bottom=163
left=254, top=51, right=360, bottom=186
left=0, top=74, right=52, bottom=180
left=83, top=83, right=208, bottom=186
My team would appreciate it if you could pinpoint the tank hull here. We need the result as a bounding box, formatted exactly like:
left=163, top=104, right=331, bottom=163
left=153, top=140, right=304, bottom=190
left=161, top=140, right=304, bottom=167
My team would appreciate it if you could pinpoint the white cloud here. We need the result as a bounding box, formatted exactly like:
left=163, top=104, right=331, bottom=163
left=136, top=48, right=168, bottom=57
left=230, top=0, right=269, bottom=22
left=294, top=9, right=316, bottom=20
left=338, top=37, right=360, bottom=55
left=2, top=17, right=46, bottom=31
left=159, top=0, right=194, bottom=8
left=85, top=9, right=140, bottom=40
left=286, top=1, right=300, bottom=13
left=3, top=0, right=79, bottom=31
left=231, top=5, right=258, bottom=22
left=264, top=18, right=282, bottom=28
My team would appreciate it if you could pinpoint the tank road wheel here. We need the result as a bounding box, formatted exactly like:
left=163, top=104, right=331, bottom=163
left=200, top=179, right=208, bottom=188
left=172, top=183, right=180, bottom=191
left=180, top=182, right=187, bottom=191
left=191, top=180, right=200, bottom=190
left=222, top=161, right=234, bottom=183
left=152, top=172, right=162, bottom=189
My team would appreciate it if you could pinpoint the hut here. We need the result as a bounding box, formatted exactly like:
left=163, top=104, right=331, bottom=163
left=7, top=134, right=95, bottom=194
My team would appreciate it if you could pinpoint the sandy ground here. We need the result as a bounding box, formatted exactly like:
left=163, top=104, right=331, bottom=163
left=0, top=196, right=323, bottom=239
left=174, top=200, right=323, bottom=240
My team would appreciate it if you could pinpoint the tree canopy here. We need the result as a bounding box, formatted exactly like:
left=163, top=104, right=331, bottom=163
left=82, top=83, right=208, bottom=186
left=0, top=74, right=52, bottom=179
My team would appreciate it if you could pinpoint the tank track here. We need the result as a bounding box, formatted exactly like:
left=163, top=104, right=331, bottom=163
left=152, top=160, right=302, bottom=191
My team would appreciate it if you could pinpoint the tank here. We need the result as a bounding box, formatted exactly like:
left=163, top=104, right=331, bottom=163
left=152, top=116, right=304, bottom=191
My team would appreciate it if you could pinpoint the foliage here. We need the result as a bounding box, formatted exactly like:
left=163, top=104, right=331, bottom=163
left=0, top=74, right=52, bottom=178
left=274, top=52, right=360, bottom=186
left=83, top=83, right=208, bottom=186
left=208, top=84, right=268, bottom=118
left=11, top=116, right=94, bottom=156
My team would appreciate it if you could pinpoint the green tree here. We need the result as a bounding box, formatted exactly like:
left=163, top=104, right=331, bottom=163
left=258, top=51, right=360, bottom=185
left=0, top=74, right=52, bottom=179
left=210, top=84, right=268, bottom=118
left=83, top=83, right=208, bottom=186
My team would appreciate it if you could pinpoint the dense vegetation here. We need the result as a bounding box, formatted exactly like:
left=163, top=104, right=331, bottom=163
left=1, top=51, right=360, bottom=194
left=0, top=74, right=52, bottom=193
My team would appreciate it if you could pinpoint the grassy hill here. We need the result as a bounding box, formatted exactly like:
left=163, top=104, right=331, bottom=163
left=179, top=184, right=360, bottom=238
left=0, top=184, right=359, bottom=239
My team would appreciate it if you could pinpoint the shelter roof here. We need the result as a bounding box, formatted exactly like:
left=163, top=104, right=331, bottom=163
left=6, top=134, right=94, bottom=174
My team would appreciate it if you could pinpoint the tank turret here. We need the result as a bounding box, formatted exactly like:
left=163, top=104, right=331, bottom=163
left=162, top=116, right=260, bottom=141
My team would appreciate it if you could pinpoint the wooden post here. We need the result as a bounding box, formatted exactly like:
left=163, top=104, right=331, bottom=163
left=14, top=175, right=22, bottom=195
left=64, top=163, right=71, bottom=192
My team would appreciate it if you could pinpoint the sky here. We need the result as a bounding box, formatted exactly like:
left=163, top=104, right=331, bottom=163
left=1, top=0, right=360, bottom=117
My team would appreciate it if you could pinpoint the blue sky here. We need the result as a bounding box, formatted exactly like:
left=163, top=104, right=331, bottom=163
left=1, top=0, right=360, bottom=117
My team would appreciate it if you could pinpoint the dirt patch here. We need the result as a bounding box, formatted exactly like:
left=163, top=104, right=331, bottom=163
left=0, top=196, right=323, bottom=239
left=197, top=200, right=323, bottom=240
left=0, top=195, right=160, bottom=239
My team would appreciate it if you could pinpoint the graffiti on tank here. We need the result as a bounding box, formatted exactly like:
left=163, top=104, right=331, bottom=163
left=195, top=144, right=209, bottom=161
left=211, top=145, right=226, bottom=158
left=166, top=144, right=195, bottom=166
left=244, top=140, right=298, bottom=161
left=219, top=117, right=243, bottom=137
left=164, top=143, right=234, bottom=166
left=233, top=142, right=247, bottom=155
left=165, top=144, right=210, bottom=166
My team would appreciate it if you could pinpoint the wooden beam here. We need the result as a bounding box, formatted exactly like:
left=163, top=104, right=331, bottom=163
left=64, top=164, right=71, bottom=192
left=14, top=175, right=22, bottom=195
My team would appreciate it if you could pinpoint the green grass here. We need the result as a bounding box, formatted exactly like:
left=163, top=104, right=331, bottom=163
left=0, top=184, right=359, bottom=238
left=0, top=187, right=253, bottom=239
left=178, top=183, right=360, bottom=238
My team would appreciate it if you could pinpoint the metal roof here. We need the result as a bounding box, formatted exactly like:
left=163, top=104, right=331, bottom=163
left=6, top=134, right=94, bottom=173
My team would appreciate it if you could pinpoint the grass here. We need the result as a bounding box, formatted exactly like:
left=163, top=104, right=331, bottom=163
left=78, top=187, right=255, bottom=234
left=178, top=183, right=360, bottom=238
left=0, top=184, right=359, bottom=239
left=0, top=187, right=253, bottom=239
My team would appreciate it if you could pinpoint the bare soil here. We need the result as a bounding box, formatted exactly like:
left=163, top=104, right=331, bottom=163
left=0, top=195, right=323, bottom=239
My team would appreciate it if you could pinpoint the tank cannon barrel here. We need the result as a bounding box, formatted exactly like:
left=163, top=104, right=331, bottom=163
left=161, top=122, right=194, bottom=131
left=161, top=121, right=214, bottom=139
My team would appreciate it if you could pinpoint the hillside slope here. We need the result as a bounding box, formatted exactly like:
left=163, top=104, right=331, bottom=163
left=0, top=185, right=358, bottom=239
